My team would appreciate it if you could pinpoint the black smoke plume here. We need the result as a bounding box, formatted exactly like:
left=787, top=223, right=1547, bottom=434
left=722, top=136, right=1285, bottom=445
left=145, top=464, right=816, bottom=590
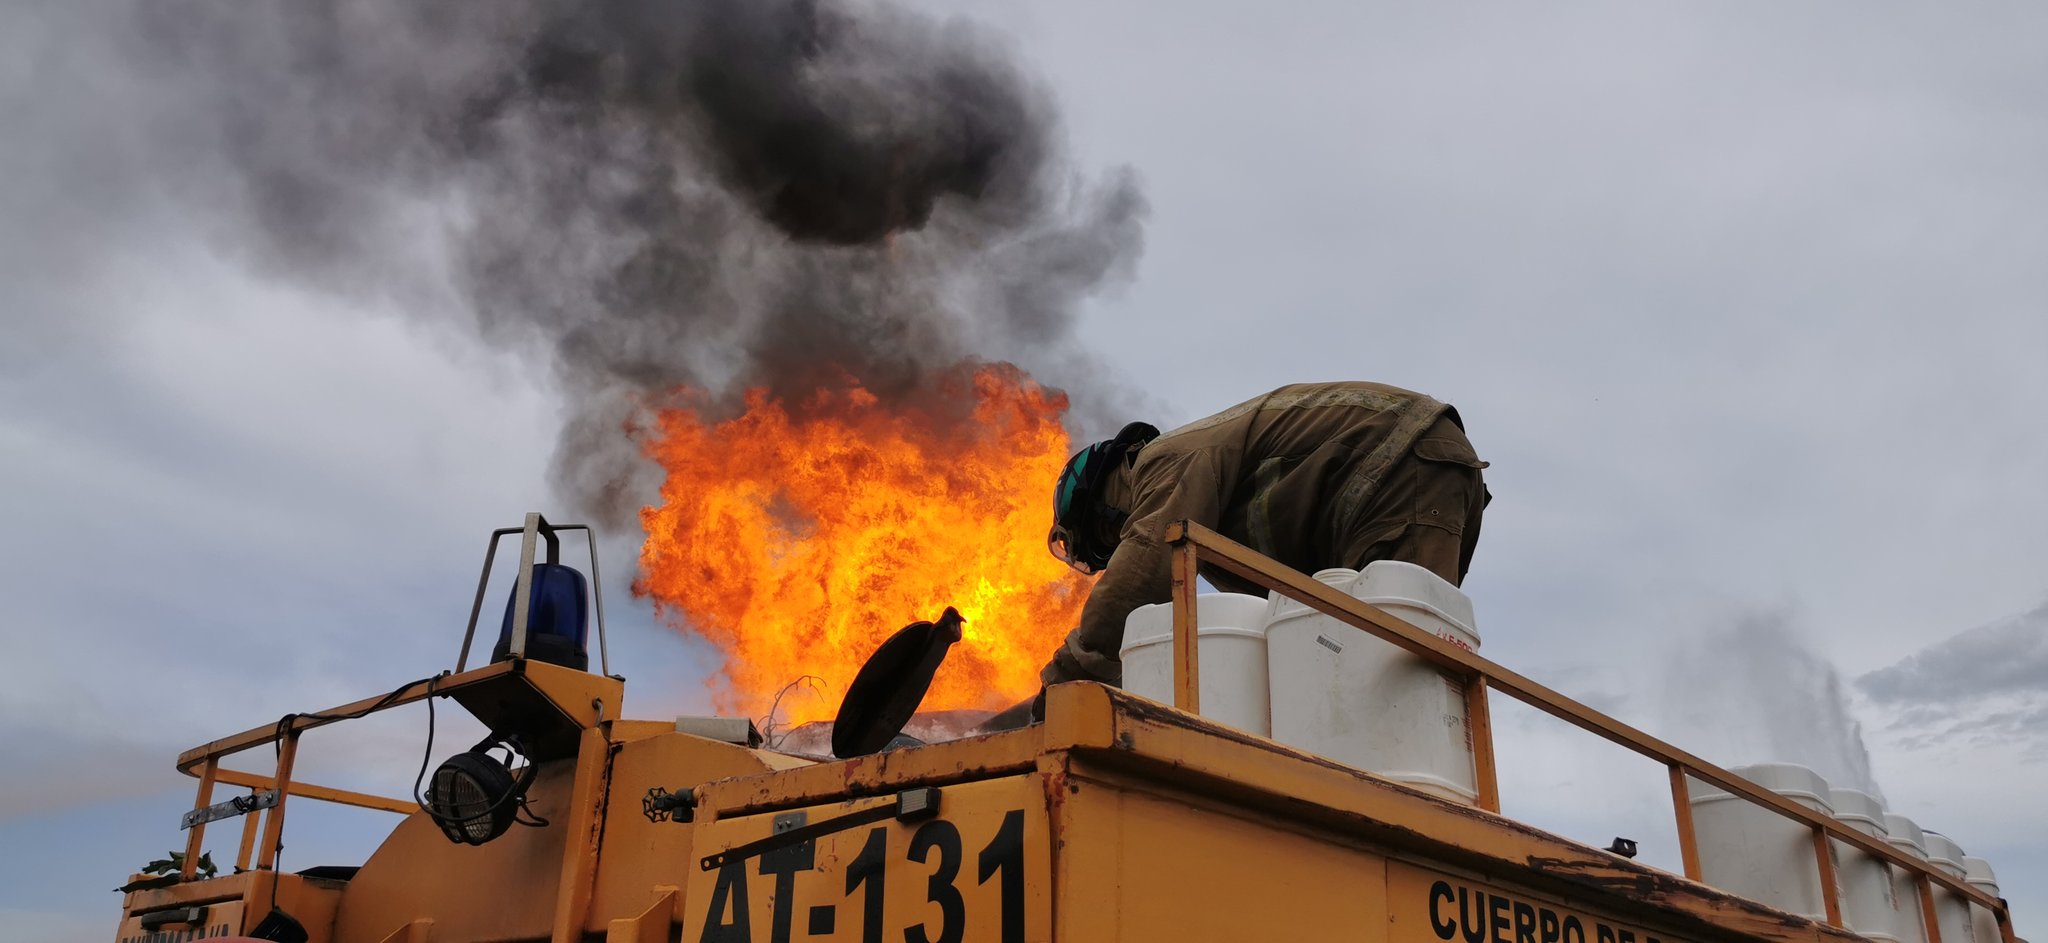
left=124, top=0, right=1145, bottom=524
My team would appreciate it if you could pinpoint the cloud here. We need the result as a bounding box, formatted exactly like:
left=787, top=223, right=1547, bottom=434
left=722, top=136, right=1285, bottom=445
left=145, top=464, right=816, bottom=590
left=0, top=726, right=171, bottom=822
left=1858, top=602, right=2048, bottom=769
left=1859, top=600, right=2048, bottom=705
left=0, top=908, right=112, bottom=943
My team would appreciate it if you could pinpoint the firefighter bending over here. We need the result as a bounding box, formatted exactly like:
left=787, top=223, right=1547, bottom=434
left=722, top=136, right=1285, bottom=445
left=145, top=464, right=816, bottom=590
left=1039, top=380, right=1489, bottom=688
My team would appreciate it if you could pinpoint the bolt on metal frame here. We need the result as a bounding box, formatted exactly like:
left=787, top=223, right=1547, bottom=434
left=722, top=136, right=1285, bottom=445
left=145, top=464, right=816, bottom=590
left=1162, top=520, right=2015, bottom=943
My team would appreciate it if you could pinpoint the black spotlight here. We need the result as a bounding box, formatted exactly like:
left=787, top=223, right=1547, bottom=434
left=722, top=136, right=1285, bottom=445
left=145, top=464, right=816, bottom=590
left=425, top=734, right=543, bottom=845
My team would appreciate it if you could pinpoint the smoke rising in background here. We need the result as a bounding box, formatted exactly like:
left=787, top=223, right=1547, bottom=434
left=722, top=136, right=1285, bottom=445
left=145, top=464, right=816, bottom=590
left=107, top=0, right=1145, bottom=526
left=1659, top=609, right=1883, bottom=796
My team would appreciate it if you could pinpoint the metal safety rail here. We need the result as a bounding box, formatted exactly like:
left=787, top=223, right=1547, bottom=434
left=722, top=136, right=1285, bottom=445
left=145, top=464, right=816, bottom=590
left=169, top=678, right=444, bottom=882
left=164, top=513, right=619, bottom=887
left=168, top=658, right=620, bottom=891
left=1162, top=520, right=2016, bottom=943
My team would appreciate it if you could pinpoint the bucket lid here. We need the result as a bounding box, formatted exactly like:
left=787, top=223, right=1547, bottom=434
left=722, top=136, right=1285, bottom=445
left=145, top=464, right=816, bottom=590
left=1736, top=762, right=1835, bottom=807
left=1884, top=814, right=1928, bottom=855
left=1355, top=560, right=1479, bottom=641
left=1828, top=788, right=1889, bottom=837
left=1922, top=831, right=1967, bottom=876
left=1961, top=856, right=1998, bottom=892
left=832, top=608, right=964, bottom=759
left=1121, top=594, right=1271, bottom=651
left=1690, top=763, right=1834, bottom=810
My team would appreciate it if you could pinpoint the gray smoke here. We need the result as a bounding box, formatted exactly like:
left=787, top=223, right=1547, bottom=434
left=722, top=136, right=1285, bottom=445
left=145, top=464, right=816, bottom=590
left=108, top=0, right=1145, bottom=524
left=1660, top=609, right=1883, bottom=796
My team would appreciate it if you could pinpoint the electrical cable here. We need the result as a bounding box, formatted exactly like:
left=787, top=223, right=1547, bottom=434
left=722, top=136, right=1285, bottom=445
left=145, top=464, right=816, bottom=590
left=248, top=673, right=439, bottom=919
left=409, top=675, right=549, bottom=835
left=241, top=668, right=546, bottom=902
left=411, top=677, right=440, bottom=813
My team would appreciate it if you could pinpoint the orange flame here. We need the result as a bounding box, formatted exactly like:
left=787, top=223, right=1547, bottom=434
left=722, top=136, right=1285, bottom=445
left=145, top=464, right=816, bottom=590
left=636, top=364, right=1087, bottom=724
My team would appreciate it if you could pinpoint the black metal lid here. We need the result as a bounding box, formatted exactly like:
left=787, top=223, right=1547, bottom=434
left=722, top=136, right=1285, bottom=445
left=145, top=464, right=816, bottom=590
left=831, top=607, right=965, bottom=759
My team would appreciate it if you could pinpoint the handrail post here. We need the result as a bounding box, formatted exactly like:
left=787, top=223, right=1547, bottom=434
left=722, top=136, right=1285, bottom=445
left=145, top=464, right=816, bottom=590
left=1170, top=539, right=1201, bottom=713
left=180, top=757, right=219, bottom=879
left=457, top=528, right=513, bottom=671
left=1465, top=676, right=1499, bottom=812
left=1919, top=874, right=1944, bottom=943
left=1813, top=826, right=1844, bottom=927
left=256, top=731, right=301, bottom=871
left=508, top=513, right=543, bottom=660
left=236, top=794, right=264, bottom=873
left=1667, top=765, right=1703, bottom=881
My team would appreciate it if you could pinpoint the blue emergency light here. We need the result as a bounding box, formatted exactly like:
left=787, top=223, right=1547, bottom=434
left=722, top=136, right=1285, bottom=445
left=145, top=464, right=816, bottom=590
left=490, top=562, right=590, bottom=671
left=458, top=513, right=609, bottom=677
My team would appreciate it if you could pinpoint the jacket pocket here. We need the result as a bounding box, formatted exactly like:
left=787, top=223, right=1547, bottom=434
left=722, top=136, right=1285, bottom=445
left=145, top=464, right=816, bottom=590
left=1412, top=434, right=1488, bottom=469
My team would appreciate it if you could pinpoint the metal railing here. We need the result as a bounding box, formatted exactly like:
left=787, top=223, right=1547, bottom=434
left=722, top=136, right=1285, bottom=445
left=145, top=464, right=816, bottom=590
left=170, top=674, right=454, bottom=881
left=165, top=513, right=615, bottom=885
left=1163, top=520, right=2015, bottom=943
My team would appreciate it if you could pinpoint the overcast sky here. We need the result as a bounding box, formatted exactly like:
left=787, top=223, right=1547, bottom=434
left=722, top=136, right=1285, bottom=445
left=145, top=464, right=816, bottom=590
left=4, top=2, right=2045, bottom=940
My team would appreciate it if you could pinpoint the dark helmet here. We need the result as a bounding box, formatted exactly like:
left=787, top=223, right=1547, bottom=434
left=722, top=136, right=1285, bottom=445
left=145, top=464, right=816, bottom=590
left=1046, top=422, right=1160, bottom=574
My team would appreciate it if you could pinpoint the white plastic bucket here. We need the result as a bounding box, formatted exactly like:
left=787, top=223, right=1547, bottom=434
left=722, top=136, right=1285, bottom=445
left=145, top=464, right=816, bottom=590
left=1262, top=567, right=1362, bottom=623
left=1121, top=592, right=1272, bottom=734
left=1353, top=560, right=1481, bottom=656
left=1266, top=561, right=1481, bottom=805
left=1687, top=763, right=1835, bottom=920
left=1963, top=856, right=2000, bottom=943
left=1885, top=814, right=1933, bottom=943
left=1829, top=788, right=1901, bottom=943
left=1923, top=833, right=1976, bottom=943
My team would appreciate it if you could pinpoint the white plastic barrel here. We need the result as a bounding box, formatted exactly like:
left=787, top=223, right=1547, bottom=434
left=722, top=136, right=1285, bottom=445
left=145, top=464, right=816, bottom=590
left=1924, top=833, right=1977, bottom=943
left=1830, top=788, right=1901, bottom=942
left=1686, top=763, right=1834, bottom=919
left=1266, top=561, right=1481, bottom=805
left=1884, top=814, right=1933, bottom=943
left=1121, top=592, right=1272, bottom=734
left=1963, top=856, right=2001, bottom=943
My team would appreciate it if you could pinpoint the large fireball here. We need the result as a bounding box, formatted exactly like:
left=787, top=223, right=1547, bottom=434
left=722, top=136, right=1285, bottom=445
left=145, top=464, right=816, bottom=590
left=636, top=364, right=1088, bottom=725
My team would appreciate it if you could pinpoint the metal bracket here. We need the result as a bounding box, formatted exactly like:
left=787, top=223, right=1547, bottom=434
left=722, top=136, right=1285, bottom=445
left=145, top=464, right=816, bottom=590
left=139, top=906, right=208, bottom=931
left=643, top=786, right=696, bottom=824
left=763, top=811, right=815, bottom=872
left=181, top=790, right=279, bottom=830
left=700, top=787, right=941, bottom=871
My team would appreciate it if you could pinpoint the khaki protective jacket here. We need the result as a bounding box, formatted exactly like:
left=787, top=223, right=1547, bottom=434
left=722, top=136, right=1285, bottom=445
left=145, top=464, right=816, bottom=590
left=1046, top=381, right=1487, bottom=685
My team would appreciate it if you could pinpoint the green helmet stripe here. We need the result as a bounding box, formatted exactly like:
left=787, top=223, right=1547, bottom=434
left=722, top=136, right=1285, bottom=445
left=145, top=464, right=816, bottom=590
left=1053, top=449, right=1091, bottom=523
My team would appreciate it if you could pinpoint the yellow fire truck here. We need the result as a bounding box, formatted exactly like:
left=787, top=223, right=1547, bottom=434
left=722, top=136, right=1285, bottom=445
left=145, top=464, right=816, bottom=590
left=112, top=515, right=2018, bottom=943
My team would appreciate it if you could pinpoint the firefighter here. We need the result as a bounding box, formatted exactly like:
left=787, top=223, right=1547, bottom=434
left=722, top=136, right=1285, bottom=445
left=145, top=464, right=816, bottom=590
left=1037, top=380, right=1489, bottom=689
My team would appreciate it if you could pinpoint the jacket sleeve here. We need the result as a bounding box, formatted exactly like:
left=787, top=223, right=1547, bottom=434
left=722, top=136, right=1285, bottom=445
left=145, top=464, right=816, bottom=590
left=1065, top=447, right=1231, bottom=671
